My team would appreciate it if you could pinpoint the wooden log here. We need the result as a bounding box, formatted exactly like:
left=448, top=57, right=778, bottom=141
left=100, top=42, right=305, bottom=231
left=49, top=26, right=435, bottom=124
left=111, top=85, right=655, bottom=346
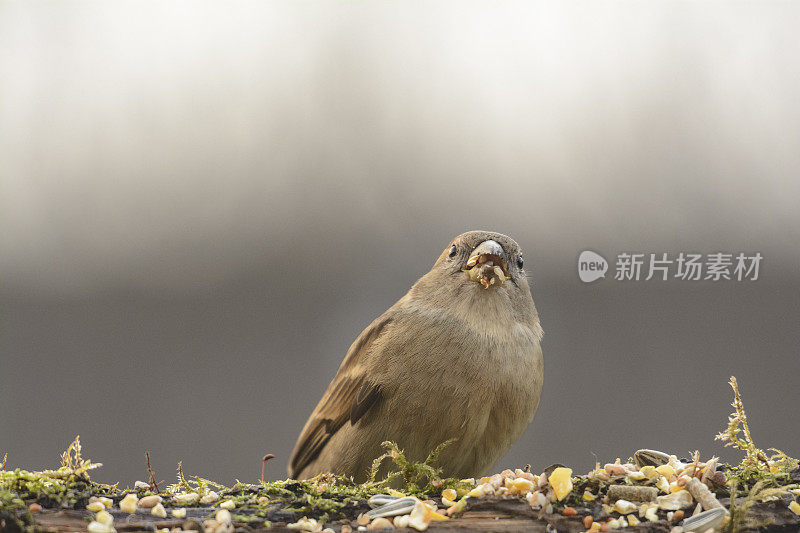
left=5, top=495, right=799, bottom=532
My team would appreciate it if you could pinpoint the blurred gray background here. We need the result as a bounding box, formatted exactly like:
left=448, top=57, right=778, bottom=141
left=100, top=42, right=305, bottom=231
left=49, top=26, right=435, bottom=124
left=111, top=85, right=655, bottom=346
left=2, top=1, right=799, bottom=486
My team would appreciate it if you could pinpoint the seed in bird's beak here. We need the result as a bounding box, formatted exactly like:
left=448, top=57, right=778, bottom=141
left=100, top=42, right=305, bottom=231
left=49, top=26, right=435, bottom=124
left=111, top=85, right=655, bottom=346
left=464, top=257, right=508, bottom=289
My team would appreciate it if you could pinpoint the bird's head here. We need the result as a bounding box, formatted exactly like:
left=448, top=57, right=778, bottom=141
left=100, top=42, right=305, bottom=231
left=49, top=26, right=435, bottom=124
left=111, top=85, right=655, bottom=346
left=407, top=231, right=537, bottom=327
left=432, top=230, right=527, bottom=289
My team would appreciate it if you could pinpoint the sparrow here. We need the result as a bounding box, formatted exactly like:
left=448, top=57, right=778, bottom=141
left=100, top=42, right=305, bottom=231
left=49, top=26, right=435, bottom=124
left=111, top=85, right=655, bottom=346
left=288, top=230, right=544, bottom=481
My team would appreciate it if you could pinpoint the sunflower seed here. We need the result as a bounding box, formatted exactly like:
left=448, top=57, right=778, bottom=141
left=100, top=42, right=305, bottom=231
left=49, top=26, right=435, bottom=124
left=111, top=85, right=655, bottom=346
left=368, top=494, right=401, bottom=509
left=680, top=507, right=726, bottom=532
left=700, top=457, right=718, bottom=486
left=367, top=497, right=418, bottom=518
left=634, top=449, right=671, bottom=468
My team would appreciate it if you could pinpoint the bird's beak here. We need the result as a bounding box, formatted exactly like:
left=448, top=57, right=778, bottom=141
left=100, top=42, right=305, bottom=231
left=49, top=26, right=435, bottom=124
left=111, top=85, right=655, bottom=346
left=462, top=240, right=510, bottom=289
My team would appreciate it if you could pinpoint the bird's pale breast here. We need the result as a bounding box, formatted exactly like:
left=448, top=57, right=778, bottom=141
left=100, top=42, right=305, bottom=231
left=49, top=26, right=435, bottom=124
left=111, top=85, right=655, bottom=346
left=366, top=296, right=543, bottom=478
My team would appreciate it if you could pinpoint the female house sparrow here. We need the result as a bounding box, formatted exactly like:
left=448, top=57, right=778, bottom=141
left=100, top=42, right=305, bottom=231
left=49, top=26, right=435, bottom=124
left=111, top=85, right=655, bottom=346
left=289, top=230, right=544, bottom=481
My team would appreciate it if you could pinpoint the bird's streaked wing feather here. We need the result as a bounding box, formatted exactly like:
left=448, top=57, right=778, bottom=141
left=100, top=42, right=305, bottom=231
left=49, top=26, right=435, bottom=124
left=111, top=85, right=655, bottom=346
left=288, top=315, right=391, bottom=478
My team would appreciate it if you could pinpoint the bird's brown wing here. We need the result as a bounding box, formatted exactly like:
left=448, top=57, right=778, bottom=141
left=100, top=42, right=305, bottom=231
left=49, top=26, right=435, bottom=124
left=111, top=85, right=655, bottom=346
left=288, top=315, right=391, bottom=479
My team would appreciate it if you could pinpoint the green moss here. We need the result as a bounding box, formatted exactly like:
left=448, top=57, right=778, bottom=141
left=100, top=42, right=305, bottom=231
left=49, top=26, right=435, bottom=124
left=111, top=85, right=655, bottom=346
left=715, top=376, right=799, bottom=493
left=154, top=440, right=473, bottom=523
left=365, top=440, right=473, bottom=497
left=0, top=437, right=116, bottom=513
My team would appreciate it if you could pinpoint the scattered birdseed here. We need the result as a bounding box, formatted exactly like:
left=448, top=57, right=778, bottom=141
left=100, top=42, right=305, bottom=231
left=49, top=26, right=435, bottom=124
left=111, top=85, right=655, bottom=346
left=119, top=493, right=138, bottom=514
left=201, top=490, right=219, bottom=504
left=87, top=521, right=115, bottom=533
left=634, top=449, right=671, bottom=468
left=640, top=465, right=658, bottom=479
left=512, top=477, right=535, bottom=493
left=613, top=499, right=637, bottom=514
left=219, top=499, right=236, bottom=509
left=657, top=490, right=693, bottom=510
left=607, top=485, right=658, bottom=503
left=656, top=465, right=676, bottom=479
left=173, top=492, right=200, bottom=505
left=394, top=515, right=411, bottom=528
left=138, top=495, right=162, bottom=508
left=656, top=475, right=671, bottom=493
left=98, top=497, right=113, bottom=509
left=367, top=517, right=394, bottom=530
left=408, top=501, right=432, bottom=531
left=685, top=478, right=725, bottom=512
left=368, top=496, right=418, bottom=518
left=151, top=503, right=167, bottom=518
left=287, top=516, right=323, bottom=532
left=628, top=471, right=646, bottom=481
left=215, top=509, right=232, bottom=524
left=87, top=501, right=105, bottom=512
left=548, top=467, right=573, bottom=501
left=369, top=494, right=400, bottom=508
left=789, top=501, right=800, bottom=516
left=604, top=460, right=628, bottom=476
left=681, top=507, right=726, bottom=532
left=440, top=488, right=457, bottom=506
left=172, top=508, right=186, bottom=518
left=95, top=510, right=113, bottom=526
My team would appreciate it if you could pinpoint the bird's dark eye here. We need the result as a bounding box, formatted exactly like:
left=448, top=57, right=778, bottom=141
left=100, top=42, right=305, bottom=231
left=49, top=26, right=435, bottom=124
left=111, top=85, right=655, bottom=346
left=448, top=245, right=457, bottom=258
left=517, top=256, right=524, bottom=269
